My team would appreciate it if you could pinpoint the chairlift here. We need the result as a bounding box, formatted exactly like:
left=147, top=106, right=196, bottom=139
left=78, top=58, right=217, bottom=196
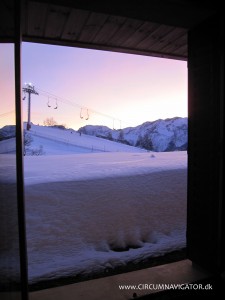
left=22, top=91, right=26, bottom=100
left=80, top=108, right=83, bottom=119
left=85, top=109, right=89, bottom=120
left=54, top=99, right=58, bottom=109
left=47, top=97, right=51, bottom=107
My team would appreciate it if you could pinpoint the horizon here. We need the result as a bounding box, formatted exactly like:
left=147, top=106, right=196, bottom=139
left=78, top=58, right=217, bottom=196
left=0, top=115, right=187, bottom=132
left=1, top=43, right=187, bottom=130
left=37, top=115, right=188, bottom=131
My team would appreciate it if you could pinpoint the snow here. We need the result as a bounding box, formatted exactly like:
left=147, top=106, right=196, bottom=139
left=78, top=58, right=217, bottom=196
left=27, top=124, right=146, bottom=155
left=0, top=137, right=16, bottom=154
left=24, top=151, right=186, bottom=186
left=81, top=117, right=188, bottom=152
left=0, top=124, right=187, bottom=284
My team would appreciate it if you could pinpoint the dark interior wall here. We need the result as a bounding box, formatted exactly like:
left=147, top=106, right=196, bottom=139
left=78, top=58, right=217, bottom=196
left=187, top=13, right=224, bottom=273
left=0, top=3, right=224, bottom=300
left=0, top=0, right=28, bottom=299
left=0, top=47, right=23, bottom=297
left=29, top=0, right=218, bottom=28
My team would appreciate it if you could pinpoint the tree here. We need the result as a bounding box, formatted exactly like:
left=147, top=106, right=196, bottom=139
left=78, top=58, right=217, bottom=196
left=142, top=133, right=153, bottom=150
left=135, top=133, right=153, bottom=150
left=78, top=127, right=86, bottom=135
left=43, top=117, right=57, bottom=126
left=107, top=131, right=113, bottom=141
left=135, top=134, right=143, bottom=147
left=23, top=130, right=33, bottom=155
left=118, top=129, right=124, bottom=141
left=31, top=145, right=45, bottom=156
left=24, top=130, right=33, bottom=147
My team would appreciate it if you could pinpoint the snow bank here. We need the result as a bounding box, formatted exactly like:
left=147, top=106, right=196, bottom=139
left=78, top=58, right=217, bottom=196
left=24, top=151, right=186, bottom=186
left=23, top=151, right=187, bottom=283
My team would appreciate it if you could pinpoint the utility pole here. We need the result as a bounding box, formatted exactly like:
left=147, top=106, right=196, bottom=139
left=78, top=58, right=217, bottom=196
left=22, top=83, right=39, bottom=130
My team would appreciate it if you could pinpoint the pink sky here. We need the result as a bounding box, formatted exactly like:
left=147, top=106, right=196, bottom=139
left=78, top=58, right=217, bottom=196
left=0, top=44, right=15, bottom=127
left=1, top=43, right=187, bottom=130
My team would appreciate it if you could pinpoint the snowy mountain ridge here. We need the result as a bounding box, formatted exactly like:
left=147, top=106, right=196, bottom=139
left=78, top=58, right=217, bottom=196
left=79, top=117, right=188, bottom=152
left=0, top=117, right=187, bottom=154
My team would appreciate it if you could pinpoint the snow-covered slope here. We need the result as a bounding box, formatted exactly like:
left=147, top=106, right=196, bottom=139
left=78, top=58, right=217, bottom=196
left=0, top=125, right=16, bottom=141
left=0, top=122, right=187, bottom=284
left=22, top=151, right=187, bottom=283
left=80, top=117, right=188, bottom=152
left=25, top=124, right=147, bottom=155
left=0, top=118, right=187, bottom=154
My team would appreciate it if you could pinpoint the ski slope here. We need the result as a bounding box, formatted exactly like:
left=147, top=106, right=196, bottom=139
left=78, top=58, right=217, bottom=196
left=0, top=124, right=187, bottom=285
left=28, top=124, right=146, bottom=155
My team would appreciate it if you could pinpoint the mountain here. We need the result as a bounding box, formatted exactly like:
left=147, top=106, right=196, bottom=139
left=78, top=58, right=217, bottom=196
left=0, top=125, right=16, bottom=141
left=0, top=123, right=146, bottom=155
left=0, top=117, right=187, bottom=154
left=79, top=117, right=188, bottom=152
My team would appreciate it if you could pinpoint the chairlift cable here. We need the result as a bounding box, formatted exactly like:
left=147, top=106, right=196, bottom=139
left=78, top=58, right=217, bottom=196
left=35, top=86, right=132, bottom=128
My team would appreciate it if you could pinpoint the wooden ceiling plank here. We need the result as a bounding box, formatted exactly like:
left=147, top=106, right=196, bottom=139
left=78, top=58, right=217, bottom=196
left=78, top=12, right=109, bottom=43
left=131, top=23, right=162, bottom=49
left=44, top=4, right=70, bottom=38
left=147, top=27, right=187, bottom=52
left=22, top=1, right=191, bottom=60
left=93, top=15, right=126, bottom=44
left=171, top=42, right=187, bottom=56
left=107, top=18, right=144, bottom=46
left=135, top=24, right=177, bottom=50
left=27, top=2, right=49, bottom=37
left=61, top=9, right=90, bottom=41
left=159, top=31, right=187, bottom=53
left=121, top=21, right=160, bottom=48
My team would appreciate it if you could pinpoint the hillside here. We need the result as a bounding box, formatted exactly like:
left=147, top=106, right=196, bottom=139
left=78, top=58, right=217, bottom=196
left=1, top=122, right=187, bottom=284
left=79, top=117, right=188, bottom=152
left=23, top=124, right=146, bottom=155
left=0, top=125, right=15, bottom=141
left=0, top=117, right=187, bottom=154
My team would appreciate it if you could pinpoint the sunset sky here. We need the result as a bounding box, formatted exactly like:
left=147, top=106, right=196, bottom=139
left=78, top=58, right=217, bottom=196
left=1, top=42, right=187, bottom=130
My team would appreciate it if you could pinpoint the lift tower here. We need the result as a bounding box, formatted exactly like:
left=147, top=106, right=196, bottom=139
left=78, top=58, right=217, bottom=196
left=22, top=83, right=39, bottom=130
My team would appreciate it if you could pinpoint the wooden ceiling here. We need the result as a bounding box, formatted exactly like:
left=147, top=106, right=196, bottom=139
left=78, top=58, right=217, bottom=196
left=0, top=0, right=219, bottom=61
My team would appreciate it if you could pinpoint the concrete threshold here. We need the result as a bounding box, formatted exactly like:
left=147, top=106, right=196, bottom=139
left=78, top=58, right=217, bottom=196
left=29, top=259, right=211, bottom=300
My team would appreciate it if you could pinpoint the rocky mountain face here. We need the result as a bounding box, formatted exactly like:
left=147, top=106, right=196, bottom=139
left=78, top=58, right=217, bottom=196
left=79, top=117, right=188, bottom=152
left=0, top=125, right=16, bottom=141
